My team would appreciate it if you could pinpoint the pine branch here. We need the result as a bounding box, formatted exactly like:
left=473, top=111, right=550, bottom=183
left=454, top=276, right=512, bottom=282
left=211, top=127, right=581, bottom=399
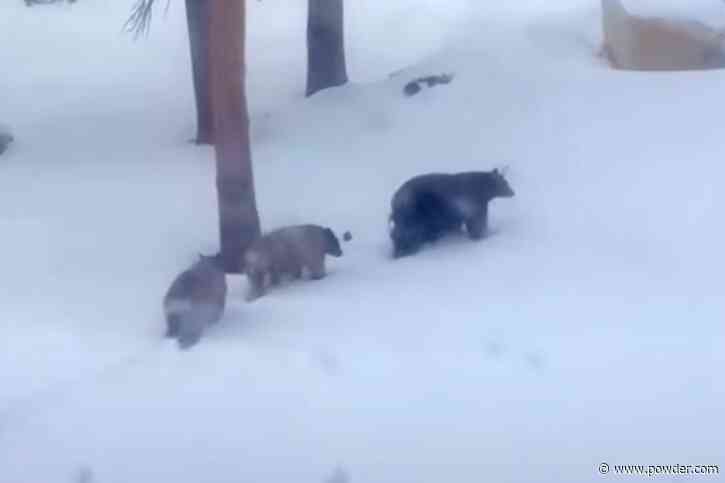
left=124, top=0, right=171, bottom=39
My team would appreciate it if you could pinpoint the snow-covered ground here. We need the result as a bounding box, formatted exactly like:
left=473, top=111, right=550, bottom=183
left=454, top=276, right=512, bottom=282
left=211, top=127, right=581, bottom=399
left=1, top=1, right=724, bottom=482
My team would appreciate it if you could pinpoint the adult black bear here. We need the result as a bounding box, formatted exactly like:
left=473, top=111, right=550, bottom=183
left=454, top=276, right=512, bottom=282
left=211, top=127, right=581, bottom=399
left=389, top=170, right=514, bottom=258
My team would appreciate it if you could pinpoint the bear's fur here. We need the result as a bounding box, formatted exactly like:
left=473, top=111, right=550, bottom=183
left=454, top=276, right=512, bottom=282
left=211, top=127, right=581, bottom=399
left=244, top=224, right=343, bottom=300
left=389, top=169, right=514, bottom=258
left=163, top=254, right=227, bottom=349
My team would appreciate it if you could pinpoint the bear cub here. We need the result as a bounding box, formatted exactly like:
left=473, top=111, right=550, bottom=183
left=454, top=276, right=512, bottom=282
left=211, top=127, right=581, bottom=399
left=389, top=169, right=514, bottom=258
left=244, top=224, right=343, bottom=300
left=163, top=254, right=227, bottom=349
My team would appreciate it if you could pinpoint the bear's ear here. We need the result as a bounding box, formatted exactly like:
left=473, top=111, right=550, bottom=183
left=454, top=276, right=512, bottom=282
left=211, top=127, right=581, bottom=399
left=197, top=252, right=222, bottom=267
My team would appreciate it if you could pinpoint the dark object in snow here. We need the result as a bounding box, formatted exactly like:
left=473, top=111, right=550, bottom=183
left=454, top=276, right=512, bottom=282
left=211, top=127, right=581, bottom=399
left=403, top=82, right=422, bottom=96
left=73, top=466, right=94, bottom=483
left=0, top=132, right=13, bottom=155
left=243, top=224, right=343, bottom=300
left=25, top=0, right=76, bottom=6
left=163, top=253, right=227, bottom=349
left=324, top=465, right=350, bottom=483
left=389, top=169, right=515, bottom=258
left=403, top=73, right=454, bottom=96
left=342, top=230, right=353, bottom=242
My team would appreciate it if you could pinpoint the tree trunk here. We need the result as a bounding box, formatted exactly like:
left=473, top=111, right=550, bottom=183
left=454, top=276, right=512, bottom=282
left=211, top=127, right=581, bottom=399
left=185, top=0, right=214, bottom=144
left=306, top=0, right=348, bottom=97
left=209, top=0, right=261, bottom=273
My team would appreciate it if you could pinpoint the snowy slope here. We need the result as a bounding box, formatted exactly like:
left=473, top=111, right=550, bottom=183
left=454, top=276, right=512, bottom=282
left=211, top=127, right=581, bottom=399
left=1, top=1, right=724, bottom=482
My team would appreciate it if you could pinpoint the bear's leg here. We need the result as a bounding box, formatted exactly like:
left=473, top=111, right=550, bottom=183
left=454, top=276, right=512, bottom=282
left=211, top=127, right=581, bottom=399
left=209, top=299, right=225, bottom=325
left=176, top=315, right=204, bottom=350
left=177, top=329, right=202, bottom=350
left=465, top=206, right=488, bottom=240
left=425, top=222, right=445, bottom=242
left=246, top=269, right=267, bottom=301
left=269, top=268, right=281, bottom=286
left=307, top=257, right=327, bottom=280
left=165, top=313, right=181, bottom=338
left=289, top=262, right=303, bottom=279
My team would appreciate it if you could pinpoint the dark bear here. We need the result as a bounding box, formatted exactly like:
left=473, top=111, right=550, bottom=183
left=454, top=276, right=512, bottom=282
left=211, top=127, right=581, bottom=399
left=162, top=254, right=227, bottom=349
left=389, top=169, right=514, bottom=258
left=244, top=224, right=343, bottom=300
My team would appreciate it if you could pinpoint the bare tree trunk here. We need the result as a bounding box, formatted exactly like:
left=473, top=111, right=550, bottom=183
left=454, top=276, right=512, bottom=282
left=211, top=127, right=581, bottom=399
left=209, top=0, right=261, bottom=273
left=185, top=0, right=214, bottom=144
left=306, top=0, right=348, bottom=97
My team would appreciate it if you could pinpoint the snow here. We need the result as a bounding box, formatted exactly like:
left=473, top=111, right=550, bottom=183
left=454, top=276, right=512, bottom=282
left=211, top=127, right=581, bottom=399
left=1, top=0, right=724, bottom=482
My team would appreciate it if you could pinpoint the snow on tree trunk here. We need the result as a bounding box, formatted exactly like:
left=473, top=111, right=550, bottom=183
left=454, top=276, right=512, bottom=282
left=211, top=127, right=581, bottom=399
left=209, top=0, right=261, bottom=273
left=306, top=0, right=348, bottom=97
left=185, top=0, right=214, bottom=144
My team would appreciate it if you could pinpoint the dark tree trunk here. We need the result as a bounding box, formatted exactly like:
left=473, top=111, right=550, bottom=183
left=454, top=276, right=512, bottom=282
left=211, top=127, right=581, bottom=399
left=185, top=0, right=214, bottom=144
left=209, top=0, right=261, bottom=273
left=306, top=0, right=348, bottom=97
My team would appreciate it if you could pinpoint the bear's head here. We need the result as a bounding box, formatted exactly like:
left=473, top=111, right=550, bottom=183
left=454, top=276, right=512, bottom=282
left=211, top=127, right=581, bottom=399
left=324, top=228, right=343, bottom=257
left=491, top=169, right=515, bottom=198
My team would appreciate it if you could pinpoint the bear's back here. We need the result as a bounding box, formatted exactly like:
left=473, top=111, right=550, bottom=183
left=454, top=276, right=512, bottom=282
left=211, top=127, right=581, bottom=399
left=272, top=225, right=327, bottom=259
left=165, top=260, right=226, bottom=309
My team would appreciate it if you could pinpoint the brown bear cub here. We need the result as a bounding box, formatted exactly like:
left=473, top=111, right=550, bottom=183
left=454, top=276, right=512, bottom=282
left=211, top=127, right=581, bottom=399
left=389, top=169, right=515, bottom=258
left=244, top=224, right=343, bottom=300
left=163, top=254, right=227, bottom=349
